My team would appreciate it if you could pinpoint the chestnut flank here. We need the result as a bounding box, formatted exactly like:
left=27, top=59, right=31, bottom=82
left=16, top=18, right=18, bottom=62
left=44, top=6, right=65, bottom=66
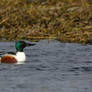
left=1, top=56, right=17, bottom=63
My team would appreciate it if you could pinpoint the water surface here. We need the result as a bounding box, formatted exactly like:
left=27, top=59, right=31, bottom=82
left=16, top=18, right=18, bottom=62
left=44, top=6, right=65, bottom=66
left=0, top=40, right=92, bottom=92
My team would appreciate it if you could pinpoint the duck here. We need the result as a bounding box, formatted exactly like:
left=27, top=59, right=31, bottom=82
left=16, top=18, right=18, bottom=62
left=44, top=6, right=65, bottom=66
left=0, top=41, right=35, bottom=64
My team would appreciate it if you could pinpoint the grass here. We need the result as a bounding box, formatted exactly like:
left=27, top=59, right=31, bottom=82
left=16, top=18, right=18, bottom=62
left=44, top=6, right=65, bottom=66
left=0, top=0, right=92, bottom=44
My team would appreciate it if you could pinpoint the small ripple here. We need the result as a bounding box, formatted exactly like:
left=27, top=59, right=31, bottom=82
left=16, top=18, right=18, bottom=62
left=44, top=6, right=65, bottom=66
left=69, top=66, right=92, bottom=72
left=25, top=64, right=58, bottom=71
left=81, top=66, right=92, bottom=71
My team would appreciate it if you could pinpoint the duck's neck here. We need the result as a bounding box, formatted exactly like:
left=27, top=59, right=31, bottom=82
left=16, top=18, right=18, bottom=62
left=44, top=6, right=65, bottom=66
left=16, top=51, right=26, bottom=64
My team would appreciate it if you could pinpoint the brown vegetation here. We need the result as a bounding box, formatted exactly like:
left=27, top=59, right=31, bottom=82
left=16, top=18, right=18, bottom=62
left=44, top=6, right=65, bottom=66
left=0, top=0, right=92, bottom=44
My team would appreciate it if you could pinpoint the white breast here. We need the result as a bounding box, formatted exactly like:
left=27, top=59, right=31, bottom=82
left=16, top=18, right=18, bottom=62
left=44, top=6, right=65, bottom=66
left=16, top=52, right=26, bottom=64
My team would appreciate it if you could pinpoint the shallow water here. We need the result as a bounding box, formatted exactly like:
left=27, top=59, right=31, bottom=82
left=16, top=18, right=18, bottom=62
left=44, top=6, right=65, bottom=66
left=0, top=40, right=92, bottom=92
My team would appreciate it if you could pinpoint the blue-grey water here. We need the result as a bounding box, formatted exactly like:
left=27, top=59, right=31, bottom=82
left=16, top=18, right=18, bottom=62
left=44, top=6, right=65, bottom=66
left=0, top=40, right=92, bottom=92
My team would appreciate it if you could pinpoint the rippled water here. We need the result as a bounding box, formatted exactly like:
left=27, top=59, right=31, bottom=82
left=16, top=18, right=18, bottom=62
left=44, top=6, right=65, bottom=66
left=0, top=40, right=92, bottom=92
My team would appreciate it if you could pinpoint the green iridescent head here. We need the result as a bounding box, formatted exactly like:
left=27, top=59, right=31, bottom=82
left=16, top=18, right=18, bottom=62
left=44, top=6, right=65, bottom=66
left=15, top=41, right=26, bottom=52
left=15, top=41, right=35, bottom=52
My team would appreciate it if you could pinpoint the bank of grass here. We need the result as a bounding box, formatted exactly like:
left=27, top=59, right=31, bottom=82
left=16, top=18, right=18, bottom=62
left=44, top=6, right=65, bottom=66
left=0, top=0, right=92, bottom=44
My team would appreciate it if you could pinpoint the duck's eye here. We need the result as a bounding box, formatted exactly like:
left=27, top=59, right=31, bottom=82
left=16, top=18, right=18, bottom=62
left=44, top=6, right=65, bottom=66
left=22, top=43, right=26, bottom=46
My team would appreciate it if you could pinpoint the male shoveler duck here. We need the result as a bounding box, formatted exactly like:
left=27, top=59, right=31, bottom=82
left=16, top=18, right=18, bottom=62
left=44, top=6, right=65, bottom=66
left=0, top=41, right=35, bottom=64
